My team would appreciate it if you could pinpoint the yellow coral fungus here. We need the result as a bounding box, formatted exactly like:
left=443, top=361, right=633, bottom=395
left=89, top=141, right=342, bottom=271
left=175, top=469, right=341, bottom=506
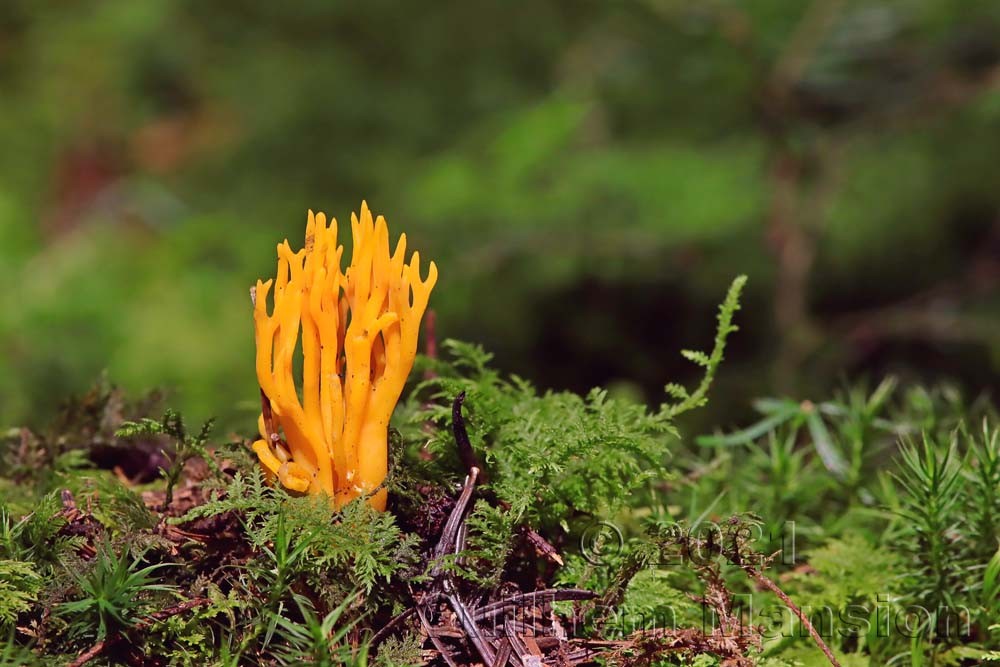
left=251, top=202, right=437, bottom=510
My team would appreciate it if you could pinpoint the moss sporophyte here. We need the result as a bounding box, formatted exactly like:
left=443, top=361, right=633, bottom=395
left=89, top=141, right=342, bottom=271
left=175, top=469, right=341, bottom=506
left=251, top=202, right=437, bottom=510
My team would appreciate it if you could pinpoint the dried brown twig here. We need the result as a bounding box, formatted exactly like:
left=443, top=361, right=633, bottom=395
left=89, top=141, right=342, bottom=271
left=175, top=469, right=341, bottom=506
left=371, top=397, right=601, bottom=665
left=68, top=598, right=211, bottom=667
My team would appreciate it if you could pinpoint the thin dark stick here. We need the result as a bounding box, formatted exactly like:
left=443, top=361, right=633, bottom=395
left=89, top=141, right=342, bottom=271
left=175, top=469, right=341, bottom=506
left=431, top=467, right=479, bottom=568
left=369, top=607, right=416, bottom=646
left=454, top=521, right=470, bottom=569
left=452, top=393, right=486, bottom=482
left=504, top=621, right=530, bottom=665
left=447, top=590, right=497, bottom=665
left=408, top=467, right=490, bottom=664
left=416, top=604, right=459, bottom=667
left=473, top=589, right=596, bottom=621
left=376, top=469, right=481, bottom=658
left=432, top=464, right=501, bottom=665
left=491, top=639, right=513, bottom=667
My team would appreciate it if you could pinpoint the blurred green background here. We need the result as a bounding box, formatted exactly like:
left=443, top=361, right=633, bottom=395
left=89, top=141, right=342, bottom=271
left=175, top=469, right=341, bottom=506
left=1, top=0, right=999, bottom=433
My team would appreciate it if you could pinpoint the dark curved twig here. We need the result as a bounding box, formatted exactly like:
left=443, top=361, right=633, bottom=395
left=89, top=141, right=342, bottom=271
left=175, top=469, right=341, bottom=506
left=431, top=467, right=480, bottom=571
left=370, top=607, right=416, bottom=647
left=416, top=603, right=459, bottom=667
left=473, top=588, right=596, bottom=621
left=447, top=588, right=496, bottom=665
left=453, top=393, right=487, bottom=482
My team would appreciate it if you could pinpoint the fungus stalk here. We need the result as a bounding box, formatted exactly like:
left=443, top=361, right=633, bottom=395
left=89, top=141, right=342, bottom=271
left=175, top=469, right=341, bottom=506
left=251, top=202, right=437, bottom=510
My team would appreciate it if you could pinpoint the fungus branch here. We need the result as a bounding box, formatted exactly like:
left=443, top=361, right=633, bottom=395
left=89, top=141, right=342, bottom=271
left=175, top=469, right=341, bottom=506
left=251, top=202, right=437, bottom=509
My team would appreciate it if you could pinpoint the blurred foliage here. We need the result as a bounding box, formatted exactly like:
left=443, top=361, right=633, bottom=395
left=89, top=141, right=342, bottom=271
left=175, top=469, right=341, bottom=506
left=1, top=0, right=1000, bottom=430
